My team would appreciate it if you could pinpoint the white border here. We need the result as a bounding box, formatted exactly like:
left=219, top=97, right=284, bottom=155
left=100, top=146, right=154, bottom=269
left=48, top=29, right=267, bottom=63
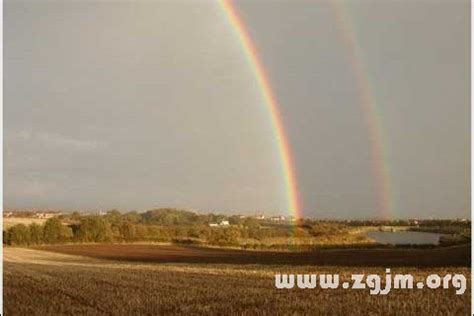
left=471, top=0, right=473, bottom=313
left=1, top=0, right=4, bottom=313
left=0, top=1, right=471, bottom=314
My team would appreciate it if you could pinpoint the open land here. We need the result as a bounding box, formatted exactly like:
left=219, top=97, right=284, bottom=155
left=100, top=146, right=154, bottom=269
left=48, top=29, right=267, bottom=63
left=4, top=245, right=470, bottom=315
left=3, top=218, right=47, bottom=230
left=36, top=243, right=470, bottom=267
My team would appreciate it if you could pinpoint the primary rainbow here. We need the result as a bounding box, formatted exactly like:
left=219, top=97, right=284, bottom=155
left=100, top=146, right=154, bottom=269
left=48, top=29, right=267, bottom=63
left=218, top=0, right=302, bottom=219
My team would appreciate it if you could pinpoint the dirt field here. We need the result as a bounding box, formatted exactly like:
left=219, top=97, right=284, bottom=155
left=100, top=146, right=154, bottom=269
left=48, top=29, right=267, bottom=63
left=4, top=246, right=470, bottom=315
left=36, top=243, right=470, bottom=267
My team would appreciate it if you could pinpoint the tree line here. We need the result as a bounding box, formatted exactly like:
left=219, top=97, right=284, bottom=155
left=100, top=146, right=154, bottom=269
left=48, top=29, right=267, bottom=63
left=8, top=208, right=465, bottom=247
left=4, top=209, right=283, bottom=246
left=4, top=208, right=357, bottom=247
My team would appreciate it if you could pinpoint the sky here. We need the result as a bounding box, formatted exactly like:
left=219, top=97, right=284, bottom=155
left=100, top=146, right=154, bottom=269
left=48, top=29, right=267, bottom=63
left=5, top=0, right=470, bottom=219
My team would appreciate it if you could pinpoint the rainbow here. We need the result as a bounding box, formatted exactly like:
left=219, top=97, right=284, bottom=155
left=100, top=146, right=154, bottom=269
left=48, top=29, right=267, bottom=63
left=219, top=0, right=393, bottom=220
left=219, top=0, right=302, bottom=219
left=329, top=0, right=393, bottom=219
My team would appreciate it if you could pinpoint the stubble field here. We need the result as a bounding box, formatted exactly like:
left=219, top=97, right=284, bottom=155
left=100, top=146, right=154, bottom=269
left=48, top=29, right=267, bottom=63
left=4, top=245, right=470, bottom=315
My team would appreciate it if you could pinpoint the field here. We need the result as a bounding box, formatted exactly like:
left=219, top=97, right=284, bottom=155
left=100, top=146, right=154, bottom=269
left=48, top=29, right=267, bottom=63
left=3, top=217, right=47, bottom=230
left=4, top=244, right=470, bottom=315
left=36, top=243, right=470, bottom=267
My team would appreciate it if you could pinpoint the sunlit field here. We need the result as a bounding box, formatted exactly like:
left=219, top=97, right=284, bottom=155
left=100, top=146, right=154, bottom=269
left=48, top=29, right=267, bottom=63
left=3, top=213, right=471, bottom=314
left=3, top=217, right=47, bottom=230
left=4, top=246, right=470, bottom=315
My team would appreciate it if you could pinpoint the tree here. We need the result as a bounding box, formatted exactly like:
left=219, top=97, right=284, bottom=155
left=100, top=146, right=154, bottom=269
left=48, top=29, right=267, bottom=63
left=43, top=218, right=69, bottom=243
left=71, top=211, right=81, bottom=220
left=228, top=215, right=244, bottom=226
left=76, top=217, right=113, bottom=242
left=29, top=223, right=44, bottom=244
left=119, top=222, right=136, bottom=241
left=123, top=211, right=141, bottom=224
left=134, top=225, right=148, bottom=240
left=244, top=217, right=260, bottom=229
left=141, top=208, right=199, bottom=225
left=7, top=224, right=31, bottom=246
left=104, top=210, right=122, bottom=225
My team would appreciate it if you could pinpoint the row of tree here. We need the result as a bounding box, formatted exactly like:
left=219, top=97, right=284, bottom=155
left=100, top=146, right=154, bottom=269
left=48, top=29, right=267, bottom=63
left=5, top=218, right=72, bottom=246
left=10, top=208, right=464, bottom=247
left=4, top=209, right=356, bottom=247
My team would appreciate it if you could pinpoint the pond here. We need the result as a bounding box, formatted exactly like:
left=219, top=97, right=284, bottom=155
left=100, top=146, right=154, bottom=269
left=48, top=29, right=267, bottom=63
left=367, top=231, right=444, bottom=245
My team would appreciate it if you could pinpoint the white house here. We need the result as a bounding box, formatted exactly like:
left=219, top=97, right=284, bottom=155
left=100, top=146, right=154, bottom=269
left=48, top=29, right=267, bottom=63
left=270, top=215, right=286, bottom=221
left=35, top=212, right=60, bottom=219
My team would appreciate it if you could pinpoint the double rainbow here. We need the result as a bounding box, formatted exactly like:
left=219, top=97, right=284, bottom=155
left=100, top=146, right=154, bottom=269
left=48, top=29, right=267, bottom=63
left=219, top=0, right=392, bottom=219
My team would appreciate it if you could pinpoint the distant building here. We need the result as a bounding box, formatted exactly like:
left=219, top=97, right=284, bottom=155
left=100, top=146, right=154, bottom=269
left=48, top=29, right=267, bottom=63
left=255, top=214, right=265, bottom=220
left=3, top=212, right=12, bottom=218
left=270, top=215, right=286, bottom=222
left=219, top=220, right=229, bottom=226
left=209, top=223, right=219, bottom=227
left=35, top=212, right=61, bottom=219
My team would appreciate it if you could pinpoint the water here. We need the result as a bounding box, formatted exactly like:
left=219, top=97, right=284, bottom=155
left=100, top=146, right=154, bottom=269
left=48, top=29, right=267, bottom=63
left=367, top=231, right=443, bottom=245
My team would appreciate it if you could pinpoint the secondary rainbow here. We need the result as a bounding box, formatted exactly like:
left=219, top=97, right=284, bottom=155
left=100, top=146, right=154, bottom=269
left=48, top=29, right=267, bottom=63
left=329, top=0, right=393, bottom=219
left=218, top=0, right=302, bottom=219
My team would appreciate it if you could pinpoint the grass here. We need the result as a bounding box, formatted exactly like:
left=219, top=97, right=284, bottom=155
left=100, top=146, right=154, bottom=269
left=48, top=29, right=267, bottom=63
left=4, top=245, right=471, bottom=315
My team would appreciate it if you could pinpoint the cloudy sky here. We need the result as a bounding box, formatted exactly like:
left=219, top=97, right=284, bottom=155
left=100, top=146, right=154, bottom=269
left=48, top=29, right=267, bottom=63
left=5, top=0, right=469, bottom=219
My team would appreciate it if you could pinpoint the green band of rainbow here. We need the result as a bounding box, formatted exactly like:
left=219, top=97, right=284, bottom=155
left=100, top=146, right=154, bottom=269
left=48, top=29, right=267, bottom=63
left=219, top=0, right=302, bottom=219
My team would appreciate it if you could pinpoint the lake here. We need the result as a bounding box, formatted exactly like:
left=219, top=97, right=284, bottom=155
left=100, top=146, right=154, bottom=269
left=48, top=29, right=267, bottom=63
left=367, top=231, right=444, bottom=245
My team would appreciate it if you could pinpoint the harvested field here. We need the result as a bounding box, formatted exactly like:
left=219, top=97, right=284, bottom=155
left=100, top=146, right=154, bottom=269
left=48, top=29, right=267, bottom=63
left=4, top=247, right=470, bottom=315
left=37, top=243, right=470, bottom=267
left=3, top=217, right=46, bottom=230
